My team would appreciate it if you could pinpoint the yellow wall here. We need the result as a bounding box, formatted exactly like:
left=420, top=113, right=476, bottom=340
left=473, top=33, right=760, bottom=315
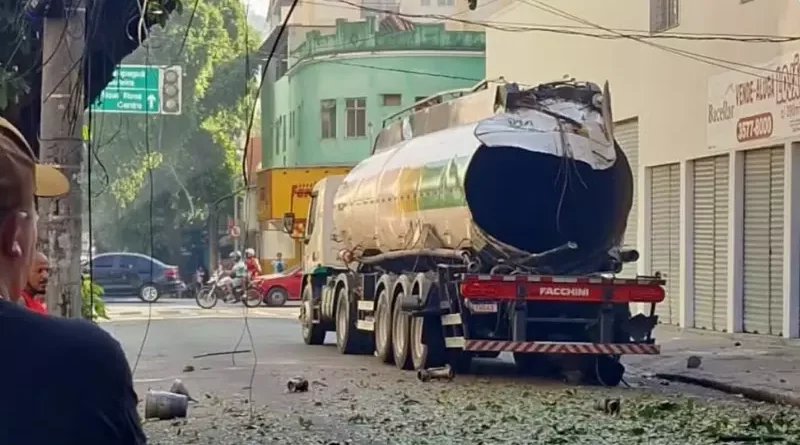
left=257, top=166, right=352, bottom=221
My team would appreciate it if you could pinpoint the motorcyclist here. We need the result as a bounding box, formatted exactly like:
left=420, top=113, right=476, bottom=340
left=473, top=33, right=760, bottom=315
left=244, top=248, right=261, bottom=280
left=229, top=250, right=248, bottom=293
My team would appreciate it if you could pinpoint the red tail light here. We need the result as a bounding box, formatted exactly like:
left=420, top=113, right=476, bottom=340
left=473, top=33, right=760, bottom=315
left=164, top=267, right=178, bottom=278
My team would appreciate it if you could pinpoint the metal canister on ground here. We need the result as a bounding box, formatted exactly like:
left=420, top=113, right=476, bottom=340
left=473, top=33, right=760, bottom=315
left=287, top=377, right=309, bottom=392
left=144, top=390, right=189, bottom=420
left=417, top=365, right=455, bottom=382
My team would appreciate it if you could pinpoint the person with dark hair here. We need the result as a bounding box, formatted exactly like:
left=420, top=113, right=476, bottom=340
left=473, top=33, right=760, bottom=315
left=0, top=116, right=147, bottom=444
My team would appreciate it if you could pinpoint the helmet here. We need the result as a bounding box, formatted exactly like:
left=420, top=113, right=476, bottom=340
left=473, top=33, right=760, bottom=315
left=229, top=250, right=242, bottom=260
left=244, top=248, right=255, bottom=257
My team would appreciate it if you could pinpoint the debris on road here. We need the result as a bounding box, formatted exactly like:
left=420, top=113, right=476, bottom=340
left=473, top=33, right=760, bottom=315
left=287, top=377, right=309, bottom=392
left=182, top=364, right=195, bottom=372
left=686, top=355, right=702, bottom=369
left=169, top=379, right=197, bottom=402
left=417, top=365, right=454, bottom=382
left=144, top=390, right=189, bottom=420
left=594, top=397, right=621, bottom=415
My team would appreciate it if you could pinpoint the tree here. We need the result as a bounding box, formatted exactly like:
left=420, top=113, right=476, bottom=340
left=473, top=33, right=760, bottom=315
left=88, top=0, right=259, bottom=267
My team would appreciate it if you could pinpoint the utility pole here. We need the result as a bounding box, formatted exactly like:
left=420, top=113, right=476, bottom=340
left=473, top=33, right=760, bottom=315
left=39, top=0, right=85, bottom=318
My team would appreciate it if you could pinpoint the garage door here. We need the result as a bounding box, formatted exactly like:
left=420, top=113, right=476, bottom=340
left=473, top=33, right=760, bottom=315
left=649, top=163, right=681, bottom=325
left=743, top=147, right=785, bottom=335
left=693, top=155, right=729, bottom=331
left=615, top=119, right=639, bottom=278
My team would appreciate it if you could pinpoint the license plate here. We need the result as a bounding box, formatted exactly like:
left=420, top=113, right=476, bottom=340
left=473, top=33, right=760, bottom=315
left=470, top=303, right=498, bottom=313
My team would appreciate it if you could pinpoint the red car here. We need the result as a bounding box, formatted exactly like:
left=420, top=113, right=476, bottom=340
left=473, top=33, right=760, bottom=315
left=249, top=265, right=302, bottom=307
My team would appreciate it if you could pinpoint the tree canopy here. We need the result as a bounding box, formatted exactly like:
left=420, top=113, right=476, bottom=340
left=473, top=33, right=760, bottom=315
left=88, top=0, right=260, bottom=267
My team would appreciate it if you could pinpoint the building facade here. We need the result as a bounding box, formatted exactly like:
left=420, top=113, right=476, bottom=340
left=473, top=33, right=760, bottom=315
left=260, top=17, right=486, bottom=168
left=486, top=0, right=800, bottom=338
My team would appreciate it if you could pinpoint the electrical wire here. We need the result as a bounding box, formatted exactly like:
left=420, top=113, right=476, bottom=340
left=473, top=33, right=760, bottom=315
left=236, top=0, right=300, bottom=416
left=517, top=0, right=796, bottom=85
left=130, top=40, right=156, bottom=376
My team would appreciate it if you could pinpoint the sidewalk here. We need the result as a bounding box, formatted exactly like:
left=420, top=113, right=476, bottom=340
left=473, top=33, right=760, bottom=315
left=624, top=325, right=800, bottom=404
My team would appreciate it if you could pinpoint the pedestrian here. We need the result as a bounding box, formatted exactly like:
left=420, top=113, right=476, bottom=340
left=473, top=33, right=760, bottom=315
left=272, top=252, right=285, bottom=273
left=0, top=116, right=146, bottom=444
left=19, top=251, right=49, bottom=314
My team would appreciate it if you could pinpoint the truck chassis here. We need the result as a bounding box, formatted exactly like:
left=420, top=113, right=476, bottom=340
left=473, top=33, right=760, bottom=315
left=300, top=263, right=664, bottom=386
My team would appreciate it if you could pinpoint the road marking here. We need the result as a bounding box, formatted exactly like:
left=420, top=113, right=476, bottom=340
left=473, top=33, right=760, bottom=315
left=100, top=305, right=300, bottom=323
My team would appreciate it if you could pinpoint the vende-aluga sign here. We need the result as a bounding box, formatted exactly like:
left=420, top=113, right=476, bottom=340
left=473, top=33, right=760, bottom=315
left=707, top=50, right=800, bottom=150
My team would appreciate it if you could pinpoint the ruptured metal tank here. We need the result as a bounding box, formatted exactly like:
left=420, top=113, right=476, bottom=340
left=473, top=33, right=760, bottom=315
left=332, top=81, right=634, bottom=274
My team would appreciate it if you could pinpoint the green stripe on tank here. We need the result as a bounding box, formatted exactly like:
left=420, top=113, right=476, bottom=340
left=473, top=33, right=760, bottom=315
left=418, top=156, right=470, bottom=211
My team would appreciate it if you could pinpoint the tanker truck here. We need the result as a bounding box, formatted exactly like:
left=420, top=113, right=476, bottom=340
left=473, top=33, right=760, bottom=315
left=283, top=80, right=665, bottom=386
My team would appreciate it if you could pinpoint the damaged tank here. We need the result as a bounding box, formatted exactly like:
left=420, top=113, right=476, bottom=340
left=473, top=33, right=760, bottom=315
left=331, top=80, right=636, bottom=275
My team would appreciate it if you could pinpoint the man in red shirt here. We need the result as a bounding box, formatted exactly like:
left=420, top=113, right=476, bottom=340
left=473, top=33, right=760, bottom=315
left=20, top=251, right=49, bottom=314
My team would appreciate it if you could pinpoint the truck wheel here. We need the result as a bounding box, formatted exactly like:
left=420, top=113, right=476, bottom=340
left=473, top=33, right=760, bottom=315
left=335, top=286, right=363, bottom=354
left=301, top=285, right=325, bottom=346
left=391, top=292, right=413, bottom=370
left=410, top=316, right=445, bottom=370
left=374, top=287, right=394, bottom=364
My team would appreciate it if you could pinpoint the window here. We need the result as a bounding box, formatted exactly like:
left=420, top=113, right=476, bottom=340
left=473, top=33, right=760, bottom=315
left=382, top=94, right=402, bottom=106
left=421, top=0, right=430, bottom=5
left=345, top=97, right=367, bottom=138
left=437, top=0, right=453, bottom=5
left=289, top=110, right=295, bottom=137
left=92, top=255, right=115, bottom=268
left=306, top=192, right=318, bottom=238
left=282, top=116, right=287, bottom=151
left=320, top=99, right=336, bottom=139
left=275, top=116, right=282, bottom=152
left=650, top=0, right=679, bottom=33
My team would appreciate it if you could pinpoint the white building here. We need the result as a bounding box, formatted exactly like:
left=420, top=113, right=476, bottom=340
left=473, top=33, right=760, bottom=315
left=486, top=0, right=800, bottom=338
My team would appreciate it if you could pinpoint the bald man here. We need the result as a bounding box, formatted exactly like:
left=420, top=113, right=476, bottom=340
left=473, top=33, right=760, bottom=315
left=20, top=251, right=48, bottom=314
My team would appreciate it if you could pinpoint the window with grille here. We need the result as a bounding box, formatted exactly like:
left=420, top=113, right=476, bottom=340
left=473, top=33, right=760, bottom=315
left=382, top=94, right=402, bottom=106
left=320, top=100, right=336, bottom=139
left=345, top=97, right=367, bottom=138
left=650, top=0, right=679, bottom=33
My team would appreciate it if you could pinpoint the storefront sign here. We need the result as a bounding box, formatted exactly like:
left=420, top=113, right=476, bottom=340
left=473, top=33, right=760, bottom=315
left=707, top=50, right=800, bottom=150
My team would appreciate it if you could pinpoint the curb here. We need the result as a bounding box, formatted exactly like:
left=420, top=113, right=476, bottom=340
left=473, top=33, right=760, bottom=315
left=655, top=373, right=800, bottom=407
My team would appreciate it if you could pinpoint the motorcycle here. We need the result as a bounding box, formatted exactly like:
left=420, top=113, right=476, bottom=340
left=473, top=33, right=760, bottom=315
left=195, top=267, right=258, bottom=309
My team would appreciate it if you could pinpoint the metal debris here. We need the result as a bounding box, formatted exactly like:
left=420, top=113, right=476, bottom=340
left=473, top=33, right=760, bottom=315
left=287, top=377, right=309, bottom=392
left=595, top=398, right=621, bottom=416
left=144, top=390, right=189, bottom=420
left=170, top=379, right=198, bottom=402
left=417, top=365, right=454, bottom=382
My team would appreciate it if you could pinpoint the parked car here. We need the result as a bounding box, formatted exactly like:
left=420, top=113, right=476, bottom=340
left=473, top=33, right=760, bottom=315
left=250, top=265, right=302, bottom=307
left=83, top=252, right=182, bottom=302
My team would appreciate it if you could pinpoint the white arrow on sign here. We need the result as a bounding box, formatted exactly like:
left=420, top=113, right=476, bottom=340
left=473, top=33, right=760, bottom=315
left=147, top=94, right=156, bottom=110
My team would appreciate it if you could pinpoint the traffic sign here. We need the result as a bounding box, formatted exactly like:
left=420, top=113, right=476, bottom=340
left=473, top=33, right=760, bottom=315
left=91, top=65, right=182, bottom=115
left=229, top=226, right=241, bottom=238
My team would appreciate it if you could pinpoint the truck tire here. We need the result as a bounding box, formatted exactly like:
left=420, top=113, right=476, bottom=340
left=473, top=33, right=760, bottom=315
left=374, top=286, right=394, bottom=364
left=335, top=286, right=364, bottom=354
left=410, top=316, right=445, bottom=370
left=391, top=292, right=413, bottom=370
left=301, top=285, right=325, bottom=346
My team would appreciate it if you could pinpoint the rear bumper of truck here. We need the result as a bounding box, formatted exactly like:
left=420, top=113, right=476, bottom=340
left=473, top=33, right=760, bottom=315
left=432, top=272, right=665, bottom=357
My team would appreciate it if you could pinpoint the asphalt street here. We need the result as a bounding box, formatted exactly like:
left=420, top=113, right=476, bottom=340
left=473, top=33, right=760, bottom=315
left=102, top=305, right=800, bottom=444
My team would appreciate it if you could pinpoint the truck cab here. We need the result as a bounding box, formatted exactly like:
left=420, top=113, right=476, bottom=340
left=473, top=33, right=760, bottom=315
left=301, top=175, right=346, bottom=274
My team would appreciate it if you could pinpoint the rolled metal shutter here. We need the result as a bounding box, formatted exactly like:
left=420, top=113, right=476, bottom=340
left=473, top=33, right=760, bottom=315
left=743, top=147, right=785, bottom=335
left=692, top=155, right=729, bottom=331
left=615, top=119, right=639, bottom=278
left=649, top=163, right=681, bottom=325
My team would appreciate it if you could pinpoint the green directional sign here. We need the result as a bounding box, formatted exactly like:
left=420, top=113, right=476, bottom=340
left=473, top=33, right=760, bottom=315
left=91, top=65, right=182, bottom=115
